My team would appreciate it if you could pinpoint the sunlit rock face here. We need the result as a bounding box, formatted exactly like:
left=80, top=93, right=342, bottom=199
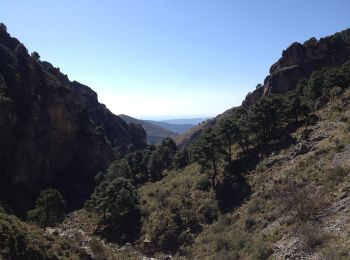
left=241, top=29, right=350, bottom=107
left=264, top=29, right=350, bottom=95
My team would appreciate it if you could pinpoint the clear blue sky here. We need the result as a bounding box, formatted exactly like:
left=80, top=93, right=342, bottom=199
left=1, top=1, right=350, bottom=119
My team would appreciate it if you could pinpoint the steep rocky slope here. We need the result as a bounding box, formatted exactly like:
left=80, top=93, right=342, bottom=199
left=0, top=25, right=146, bottom=215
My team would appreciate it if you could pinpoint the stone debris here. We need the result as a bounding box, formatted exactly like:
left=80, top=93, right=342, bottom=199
left=290, top=142, right=314, bottom=157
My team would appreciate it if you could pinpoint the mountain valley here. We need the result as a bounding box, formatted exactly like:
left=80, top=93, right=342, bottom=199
left=1, top=23, right=350, bottom=260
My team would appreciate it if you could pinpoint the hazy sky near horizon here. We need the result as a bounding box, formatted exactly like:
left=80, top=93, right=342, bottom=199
left=1, top=1, right=350, bottom=119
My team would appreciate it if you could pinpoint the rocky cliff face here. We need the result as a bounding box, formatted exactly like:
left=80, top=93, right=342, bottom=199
left=241, top=28, right=350, bottom=108
left=0, top=25, right=146, bottom=215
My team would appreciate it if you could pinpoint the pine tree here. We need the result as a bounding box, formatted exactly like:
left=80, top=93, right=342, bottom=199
left=173, top=148, right=190, bottom=170
left=86, top=178, right=139, bottom=224
left=27, top=189, right=65, bottom=229
left=194, top=128, right=225, bottom=189
left=285, top=91, right=308, bottom=123
left=248, top=96, right=285, bottom=148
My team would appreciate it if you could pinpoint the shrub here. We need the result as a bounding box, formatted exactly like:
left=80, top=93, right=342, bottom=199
left=244, top=216, right=257, bottom=231
left=325, top=166, right=349, bottom=186
left=330, top=86, right=343, bottom=98
left=334, top=139, right=345, bottom=152
left=195, top=174, right=211, bottom=191
left=299, top=223, right=326, bottom=250
left=251, top=235, right=272, bottom=260
left=199, top=199, right=219, bottom=224
left=214, top=237, right=230, bottom=252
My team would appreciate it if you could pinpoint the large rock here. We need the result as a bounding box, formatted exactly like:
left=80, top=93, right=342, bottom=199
left=264, top=29, right=350, bottom=95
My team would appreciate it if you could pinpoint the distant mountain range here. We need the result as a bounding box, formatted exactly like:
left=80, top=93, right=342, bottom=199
left=119, top=115, right=208, bottom=144
left=119, top=114, right=178, bottom=144
left=160, top=118, right=208, bottom=125
left=144, top=120, right=194, bottom=135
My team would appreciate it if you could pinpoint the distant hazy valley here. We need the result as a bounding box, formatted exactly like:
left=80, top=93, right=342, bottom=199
left=119, top=114, right=208, bottom=144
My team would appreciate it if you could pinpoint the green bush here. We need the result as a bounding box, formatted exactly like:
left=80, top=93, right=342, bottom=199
left=244, top=216, right=257, bottom=231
